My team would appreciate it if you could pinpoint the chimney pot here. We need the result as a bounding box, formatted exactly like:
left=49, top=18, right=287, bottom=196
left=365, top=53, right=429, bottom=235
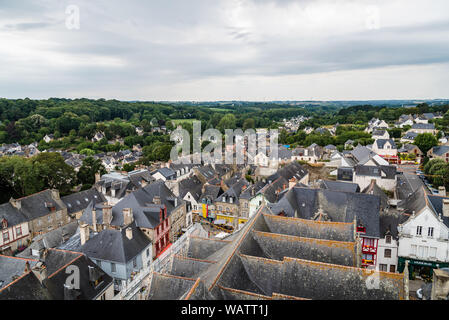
left=123, top=208, right=133, bottom=226
left=443, top=199, right=449, bottom=218
left=439, top=186, right=446, bottom=197
left=102, top=205, right=112, bottom=226
left=80, top=223, right=90, bottom=246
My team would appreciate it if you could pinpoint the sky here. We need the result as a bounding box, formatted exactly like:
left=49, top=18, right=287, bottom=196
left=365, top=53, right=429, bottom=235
left=0, top=0, right=448, bottom=101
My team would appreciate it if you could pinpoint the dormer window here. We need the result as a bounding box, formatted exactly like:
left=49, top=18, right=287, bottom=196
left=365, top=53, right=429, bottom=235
left=1, top=219, right=7, bottom=229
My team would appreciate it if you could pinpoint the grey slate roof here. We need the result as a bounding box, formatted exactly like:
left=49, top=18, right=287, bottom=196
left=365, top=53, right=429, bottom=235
left=320, top=180, right=360, bottom=193
left=0, top=256, right=38, bottom=290
left=431, top=145, right=449, bottom=156
left=411, top=123, right=435, bottom=130
left=269, top=186, right=381, bottom=238
left=402, top=132, right=419, bottom=140
left=10, top=190, right=66, bottom=222
left=374, top=139, right=396, bottom=149
left=81, top=221, right=151, bottom=264
left=62, top=188, right=106, bottom=216
left=354, top=165, right=396, bottom=179
left=0, top=203, right=27, bottom=228
left=267, top=162, right=308, bottom=184
left=179, top=175, right=203, bottom=200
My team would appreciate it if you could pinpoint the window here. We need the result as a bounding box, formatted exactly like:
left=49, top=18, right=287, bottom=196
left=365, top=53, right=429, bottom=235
left=385, top=235, right=391, bottom=244
left=3, top=231, right=9, bottom=242
left=379, top=264, right=388, bottom=272
left=416, top=226, right=422, bottom=236
left=429, top=247, right=437, bottom=258
left=133, top=258, right=137, bottom=268
left=390, top=265, right=396, bottom=273
left=15, top=226, right=22, bottom=237
left=384, top=249, right=392, bottom=258
left=56, top=212, right=61, bottom=220
left=410, top=244, right=417, bottom=256
left=48, top=215, right=52, bottom=223
left=146, top=248, right=150, bottom=257
left=428, top=227, right=434, bottom=238
left=97, top=260, right=102, bottom=268
left=111, top=263, right=116, bottom=273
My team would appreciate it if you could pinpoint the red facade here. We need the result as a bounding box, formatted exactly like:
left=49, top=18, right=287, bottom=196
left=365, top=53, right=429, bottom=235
left=154, top=206, right=170, bottom=259
left=361, top=237, right=378, bottom=268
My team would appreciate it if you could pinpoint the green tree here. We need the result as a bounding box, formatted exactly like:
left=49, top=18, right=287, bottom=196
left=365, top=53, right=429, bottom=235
left=77, top=157, right=106, bottom=186
left=414, top=133, right=438, bottom=155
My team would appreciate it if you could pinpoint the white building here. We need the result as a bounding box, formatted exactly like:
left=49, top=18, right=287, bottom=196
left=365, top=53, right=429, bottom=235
left=397, top=188, right=449, bottom=277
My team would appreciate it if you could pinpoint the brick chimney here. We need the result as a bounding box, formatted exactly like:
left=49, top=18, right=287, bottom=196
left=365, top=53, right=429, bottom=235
left=123, top=208, right=133, bottom=226
left=9, top=198, right=21, bottom=210
left=289, top=178, right=297, bottom=189
left=439, top=186, right=446, bottom=197
left=95, top=172, right=101, bottom=184
left=126, top=227, right=133, bottom=240
left=80, top=223, right=90, bottom=246
left=443, top=199, right=449, bottom=218
left=92, top=208, right=97, bottom=232
left=51, top=189, right=60, bottom=200
left=102, top=204, right=112, bottom=226
left=31, top=262, right=47, bottom=284
left=153, top=196, right=161, bottom=205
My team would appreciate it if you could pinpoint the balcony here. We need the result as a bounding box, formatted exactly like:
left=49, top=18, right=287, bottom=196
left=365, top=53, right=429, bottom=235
left=362, top=259, right=374, bottom=265
left=362, top=245, right=377, bottom=254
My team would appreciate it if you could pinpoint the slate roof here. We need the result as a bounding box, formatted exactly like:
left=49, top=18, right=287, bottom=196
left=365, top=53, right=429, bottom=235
left=0, top=249, right=112, bottom=300
left=402, top=132, right=419, bottom=140
left=200, top=185, right=224, bottom=203
left=81, top=221, right=151, bottom=264
left=374, top=139, right=397, bottom=149
left=269, top=186, right=381, bottom=238
left=179, top=175, right=203, bottom=200
left=411, top=123, right=435, bottom=130
left=0, top=256, right=38, bottom=291
left=319, top=180, right=360, bottom=193
left=149, top=206, right=404, bottom=300
left=267, top=162, right=308, bottom=184
left=350, top=145, right=376, bottom=164
left=10, top=190, right=66, bottom=222
left=430, top=145, right=449, bottom=156
left=0, top=202, right=28, bottom=228
left=216, top=179, right=250, bottom=203
left=354, top=165, right=396, bottom=179
left=62, top=188, right=106, bottom=216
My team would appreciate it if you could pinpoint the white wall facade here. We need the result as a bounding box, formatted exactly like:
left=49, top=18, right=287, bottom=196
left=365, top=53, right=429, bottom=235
left=398, top=208, right=449, bottom=263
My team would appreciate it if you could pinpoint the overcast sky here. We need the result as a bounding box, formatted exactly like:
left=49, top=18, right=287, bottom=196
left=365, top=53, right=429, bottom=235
left=1, top=0, right=448, bottom=101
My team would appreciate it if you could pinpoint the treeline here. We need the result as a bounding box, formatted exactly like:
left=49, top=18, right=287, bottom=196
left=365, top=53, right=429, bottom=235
left=0, top=152, right=106, bottom=204
left=280, top=125, right=374, bottom=150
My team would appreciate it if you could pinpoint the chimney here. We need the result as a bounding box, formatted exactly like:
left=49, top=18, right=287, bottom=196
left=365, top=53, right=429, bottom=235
left=443, top=199, right=449, bottom=218
left=289, top=178, right=297, bottom=189
left=80, top=223, right=90, bottom=246
left=51, top=189, right=60, bottom=200
left=123, top=208, right=133, bottom=226
left=141, top=179, right=148, bottom=188
left=9, top=198, right=21, bottom=210
left=102, top=205, right=112, bottom=226
left=439, top=186, right=446, bottom=197
left=95, top=172, right=101, bottom=184
left=92, top=208, right=97, bottom=232
left=283, top=183, right=287, bottom=190
left=31, top=262, right=47, bottom=284
left=24, top=261, right=30, bottom=273
left=126, top=227, right=133, bottom=240
left=153, top=196, right=161, bottom=205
